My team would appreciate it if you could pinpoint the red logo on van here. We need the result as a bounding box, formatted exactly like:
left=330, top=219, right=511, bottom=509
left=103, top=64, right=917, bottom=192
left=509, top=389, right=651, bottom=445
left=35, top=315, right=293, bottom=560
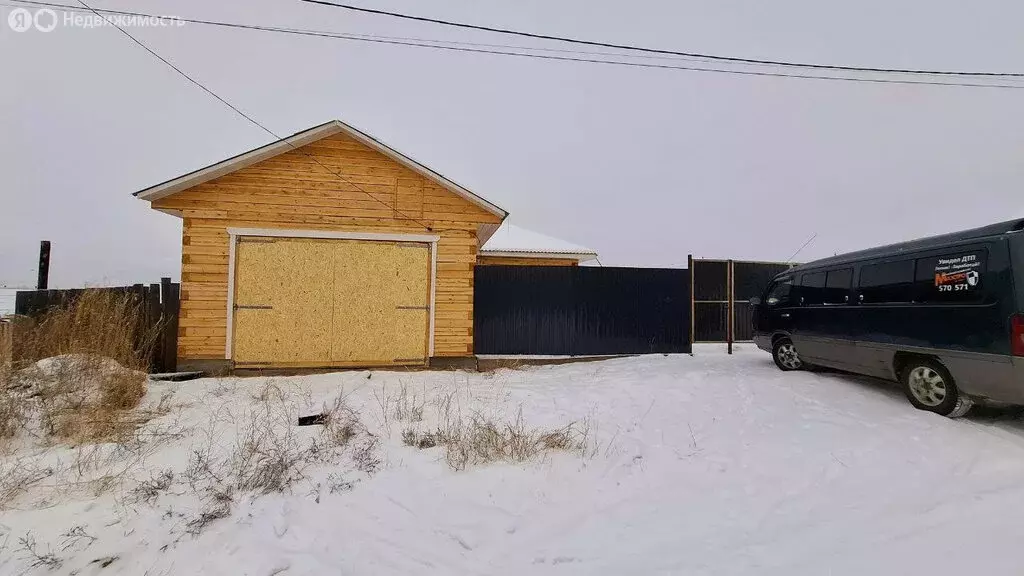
left=935, top=272, right=968, bottom=286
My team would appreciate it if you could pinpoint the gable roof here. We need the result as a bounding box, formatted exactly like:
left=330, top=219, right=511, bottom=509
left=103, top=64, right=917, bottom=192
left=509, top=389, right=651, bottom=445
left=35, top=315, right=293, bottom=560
left=133, top=120, right=508, bottom=220
left=480, top=222, right=598, bottom=262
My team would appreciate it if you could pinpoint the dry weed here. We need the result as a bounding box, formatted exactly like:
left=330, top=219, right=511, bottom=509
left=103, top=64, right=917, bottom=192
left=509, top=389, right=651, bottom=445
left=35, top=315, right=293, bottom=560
left=391, top=382, right=424, bottom=422
left=14, top=290, right=158, bottom=372
left=18, top=533, right=62, bottom=569
left=59, top=526, right=97, bottom=551
left=186, top=485, right=233, bottom=537
left=352, top=436, right=381, bottom=474
left=320, top=395, right=359, bottom=449
left=326, top=472, right=354, bottom=494
left=0, top=458, right=55, bottom=507
left=406, top=401, right=594, bottom=471
left=0, top=391, right=24, bottom=439
left=132, top=469, right=174, bottom=504
left=5, top=290, right=158, bottom=444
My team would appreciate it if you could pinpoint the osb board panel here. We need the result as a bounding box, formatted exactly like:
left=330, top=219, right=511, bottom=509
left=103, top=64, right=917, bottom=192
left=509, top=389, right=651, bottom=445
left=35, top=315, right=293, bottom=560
left=387, top=244, right=431, bottom=362
left=330, top=240, right=429, bottom=364
left=477, top=256, right=580, bottom=266
left=233, top=238, right=334, bottom=364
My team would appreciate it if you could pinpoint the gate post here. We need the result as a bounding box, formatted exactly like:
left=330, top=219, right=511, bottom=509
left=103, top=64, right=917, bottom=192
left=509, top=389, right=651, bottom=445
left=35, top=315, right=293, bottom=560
left=727, top=259, right=734, bottom=355
left=687, top=254, right=694, bottom=355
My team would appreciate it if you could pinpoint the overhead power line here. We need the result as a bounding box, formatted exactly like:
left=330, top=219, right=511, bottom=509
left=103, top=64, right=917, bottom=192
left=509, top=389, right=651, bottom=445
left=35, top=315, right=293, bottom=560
left=64, top=0, right=439, bottom=231
left=299, top=0, right=1024, bottom=78
left=9, top=1, right=1024, bottom=89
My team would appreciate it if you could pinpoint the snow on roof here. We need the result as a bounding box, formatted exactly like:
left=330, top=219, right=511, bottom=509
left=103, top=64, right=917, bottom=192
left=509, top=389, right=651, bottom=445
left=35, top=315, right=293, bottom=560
left=480, top=223, right=598, bottom=262
left=0, top=289, right=17, bottom=316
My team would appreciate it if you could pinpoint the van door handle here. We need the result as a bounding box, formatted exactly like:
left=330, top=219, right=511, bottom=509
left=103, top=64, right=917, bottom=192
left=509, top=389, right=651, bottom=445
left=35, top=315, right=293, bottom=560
left=781, top=313, right=791, bottom=318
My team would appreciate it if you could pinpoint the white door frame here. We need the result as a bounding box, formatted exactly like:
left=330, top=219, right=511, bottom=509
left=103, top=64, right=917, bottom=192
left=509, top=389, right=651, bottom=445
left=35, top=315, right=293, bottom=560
left=225, top=227, right=440, bottom=361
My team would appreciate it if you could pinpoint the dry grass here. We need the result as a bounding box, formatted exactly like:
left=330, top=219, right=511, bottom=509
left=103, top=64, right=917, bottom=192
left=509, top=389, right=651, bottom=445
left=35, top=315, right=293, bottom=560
left=232, top=409, right=307, bottom=494
left=18, top=533, right=62, bottom=569
left=403, top=389, right=595, bottom=471
left=1, top=290, right=158, bottom=444
left=132, top=469, right=174, bottom=504
left=12, top=290, right=158, bottom=372
left=0, top=392, right=24, bottom=440
left=0, top=458, right=55, bottom=506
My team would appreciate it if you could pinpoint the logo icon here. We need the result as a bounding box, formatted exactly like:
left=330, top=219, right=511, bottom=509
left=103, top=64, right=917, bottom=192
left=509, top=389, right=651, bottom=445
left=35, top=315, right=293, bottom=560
left=966, top=270, right=979, bottom=286
left=8, top=7, right=32, bottom=31
left=34, top=8, right=57, bottom=32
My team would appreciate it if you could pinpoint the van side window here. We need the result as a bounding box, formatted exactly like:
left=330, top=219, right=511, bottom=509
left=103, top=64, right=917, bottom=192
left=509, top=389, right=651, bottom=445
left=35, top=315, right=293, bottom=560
left=824, top=268, right=853, bottom=304
left=765, top=278, right=793, bottom=305
left=914, top=250, right=987, bottom=303
left=858, top=260, right=915, bottom=303
left=799, top=272, right=826, bottom=305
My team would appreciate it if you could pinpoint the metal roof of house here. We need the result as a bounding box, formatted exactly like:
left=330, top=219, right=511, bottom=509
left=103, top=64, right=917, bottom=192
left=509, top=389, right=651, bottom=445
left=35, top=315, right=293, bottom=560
left=480, top=223, right=598, bottom=262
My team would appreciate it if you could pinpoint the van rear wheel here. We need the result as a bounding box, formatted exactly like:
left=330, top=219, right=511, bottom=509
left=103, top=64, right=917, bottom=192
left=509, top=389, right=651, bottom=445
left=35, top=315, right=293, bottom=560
left=772, top=338, right=804, bottom=371
left=900, top=359, right=972, bottom=418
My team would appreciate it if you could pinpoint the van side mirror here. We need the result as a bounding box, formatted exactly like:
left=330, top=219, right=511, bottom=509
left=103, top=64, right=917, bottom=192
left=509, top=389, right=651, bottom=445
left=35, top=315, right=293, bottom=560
left=749, top=297, right=761, bottom=306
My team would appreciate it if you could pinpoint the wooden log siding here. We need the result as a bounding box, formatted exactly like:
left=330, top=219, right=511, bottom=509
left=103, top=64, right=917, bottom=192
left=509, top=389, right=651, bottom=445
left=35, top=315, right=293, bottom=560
left=153, top=133, right=501, bottom=361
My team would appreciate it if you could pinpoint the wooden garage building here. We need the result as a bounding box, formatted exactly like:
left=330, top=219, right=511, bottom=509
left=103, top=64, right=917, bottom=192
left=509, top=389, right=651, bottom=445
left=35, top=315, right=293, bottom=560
left=136, top=120, right=594, bottom=371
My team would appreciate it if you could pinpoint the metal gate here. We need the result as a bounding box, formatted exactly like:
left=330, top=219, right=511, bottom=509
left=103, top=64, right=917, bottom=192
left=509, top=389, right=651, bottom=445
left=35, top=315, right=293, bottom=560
left=474, top=265, right=691, bottom=355
left=689, top=257, right=793, bottom=345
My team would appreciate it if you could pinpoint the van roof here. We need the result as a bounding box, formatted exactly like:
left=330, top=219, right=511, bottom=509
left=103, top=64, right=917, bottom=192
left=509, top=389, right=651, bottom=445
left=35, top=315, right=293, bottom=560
left=785, top=218, right=1024, bottom=276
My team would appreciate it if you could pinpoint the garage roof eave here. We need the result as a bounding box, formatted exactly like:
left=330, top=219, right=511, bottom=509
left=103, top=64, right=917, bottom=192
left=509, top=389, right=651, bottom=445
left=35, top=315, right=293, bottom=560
left=133, top=120, right=509, bottom=220
left=479, top=250, right=599, bottom=263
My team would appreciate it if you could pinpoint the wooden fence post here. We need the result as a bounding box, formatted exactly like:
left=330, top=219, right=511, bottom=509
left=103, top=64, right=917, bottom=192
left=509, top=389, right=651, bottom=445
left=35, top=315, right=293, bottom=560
left=36, top=241, right=50, bottom=290
left=160, top=278, right=179, bottom=373
left=147, top=283, right=161, bottom=371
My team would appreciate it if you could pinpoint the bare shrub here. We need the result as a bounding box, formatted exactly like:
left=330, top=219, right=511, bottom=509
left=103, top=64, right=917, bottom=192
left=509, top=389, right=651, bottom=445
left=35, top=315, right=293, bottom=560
left=18, top=533, right=62, bottom=569
left=321, top=396, right=358, bottom=449
left=59, top=526, right=97, bottom=551
left=352, top=436, right=381, bottom=474
left=326, top=472, right=354, bottom=494
left=392, top=382, right=424, bottom=422
left=0, top=391, right=25, bottom=440
left=401, top=428, right=417, bottom=447
left=251, top=381, right=285, bottom=404
left=0, top=458, right=55, bottom=507
left=185, top=446, right=223, bottom=491
left=231, top=401, right=308, bottom=494
left=186, top=485, right=233, bottom=537
left=414, top=404, right=592, bottom=471
left=402, top=427, right=437, bottom=449
left=132, top=469, right=174, bottom=504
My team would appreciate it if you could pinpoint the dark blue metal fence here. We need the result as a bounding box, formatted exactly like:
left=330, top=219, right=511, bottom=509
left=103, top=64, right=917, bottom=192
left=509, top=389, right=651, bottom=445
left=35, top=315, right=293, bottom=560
left=473, top=266, right=691, bottom=355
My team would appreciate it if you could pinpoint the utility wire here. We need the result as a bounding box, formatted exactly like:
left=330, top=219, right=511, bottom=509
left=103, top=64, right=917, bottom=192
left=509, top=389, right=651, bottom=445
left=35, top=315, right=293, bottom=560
left=0, top=1, right=734, bottom=66
left=300, top=0, right=1024, bottom=78
left=785, top=233, right=818, bottom=263
left=9, top=1, right=1024, bottom=89
left=66, top=0, right=439, bottom=231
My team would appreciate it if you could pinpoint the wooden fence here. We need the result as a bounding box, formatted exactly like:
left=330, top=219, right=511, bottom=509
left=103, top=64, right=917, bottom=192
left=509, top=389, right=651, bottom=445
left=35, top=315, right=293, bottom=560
left=13, top=278, right=180, bottom=373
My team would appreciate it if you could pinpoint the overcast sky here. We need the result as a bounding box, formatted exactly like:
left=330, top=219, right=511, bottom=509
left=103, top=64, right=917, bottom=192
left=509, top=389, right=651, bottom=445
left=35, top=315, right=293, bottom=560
left=2, top=0, right=1023, bottom=287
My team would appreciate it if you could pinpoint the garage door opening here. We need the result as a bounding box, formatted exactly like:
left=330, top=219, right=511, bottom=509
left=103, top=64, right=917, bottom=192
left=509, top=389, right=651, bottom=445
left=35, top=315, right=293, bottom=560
left=228, top=233, right=434, bottom=368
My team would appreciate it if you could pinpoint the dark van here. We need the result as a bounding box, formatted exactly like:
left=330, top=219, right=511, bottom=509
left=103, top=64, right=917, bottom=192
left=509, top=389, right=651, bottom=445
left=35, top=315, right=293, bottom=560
left=752, top=219, right=1024, bottom=417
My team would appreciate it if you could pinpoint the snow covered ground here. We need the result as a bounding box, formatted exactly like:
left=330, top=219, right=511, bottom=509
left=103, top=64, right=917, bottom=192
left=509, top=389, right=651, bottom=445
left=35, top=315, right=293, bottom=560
left=4, top=345, right=1024, bottom=575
